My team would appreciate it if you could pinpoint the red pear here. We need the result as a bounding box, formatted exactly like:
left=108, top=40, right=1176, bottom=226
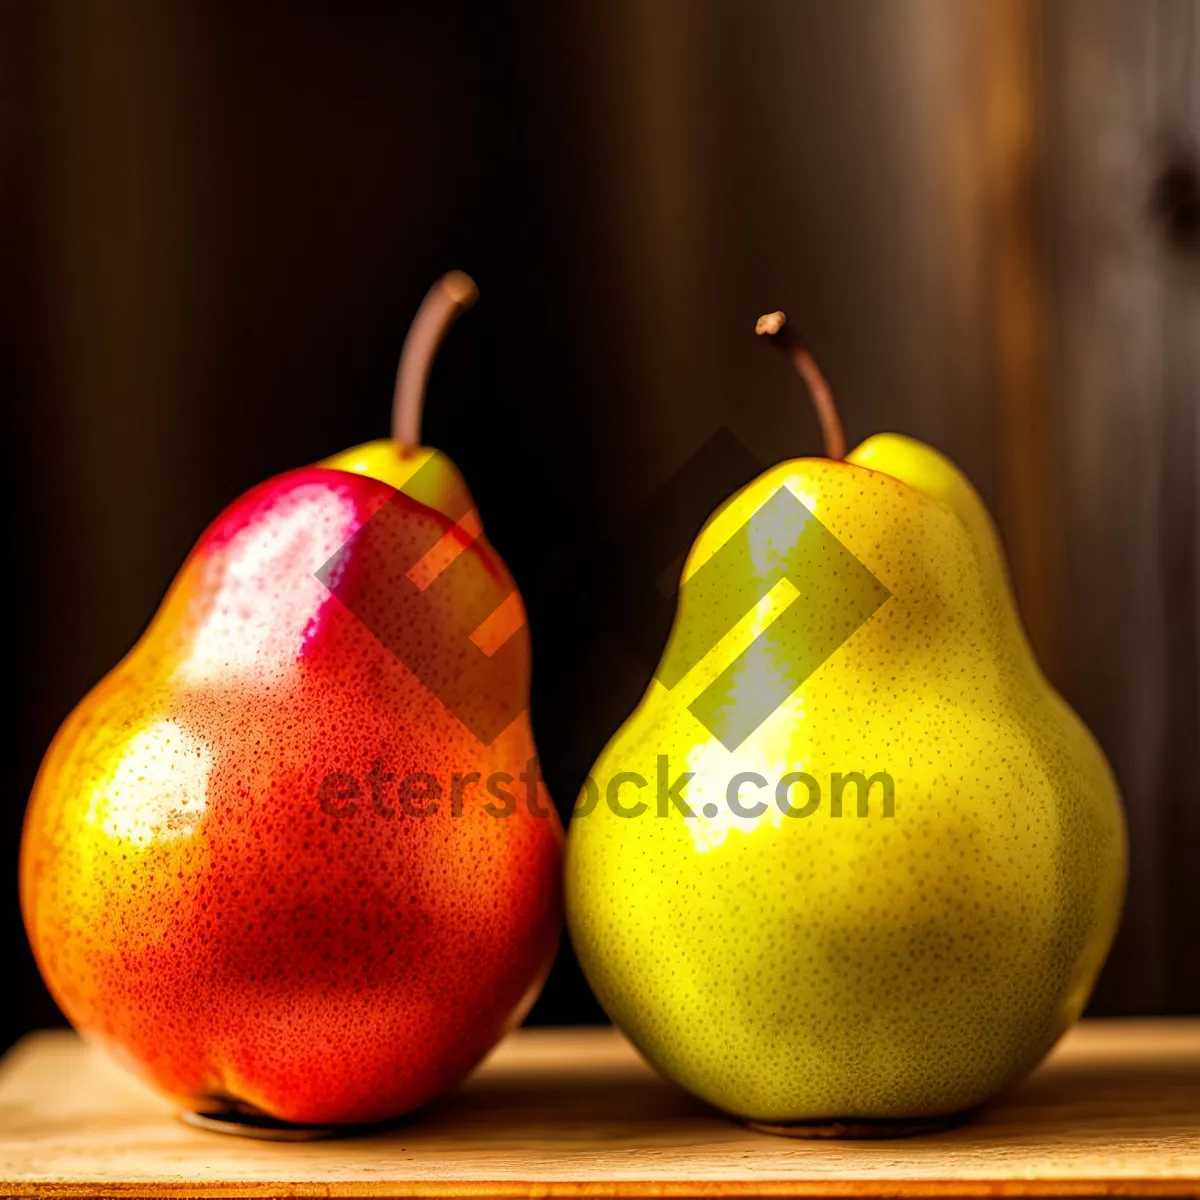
left=21, top=276, right=562, bottom=1128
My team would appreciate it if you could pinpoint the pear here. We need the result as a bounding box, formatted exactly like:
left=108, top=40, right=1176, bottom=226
left=21, top=274, right=562, bottom=1129
left=565, top=312, right=1126, bottom=1131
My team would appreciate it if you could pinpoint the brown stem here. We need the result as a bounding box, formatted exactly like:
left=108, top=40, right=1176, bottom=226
left=392, top=271, right=479, bottom=450
left=755, top=311, right=846, bottom=461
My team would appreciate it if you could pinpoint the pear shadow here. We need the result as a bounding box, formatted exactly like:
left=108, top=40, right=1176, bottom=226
left=744, top=1111, right=973, bottom=1140
left=177, top=1045, right=1200, bottom=1145
left=179, top=1095, right=434, bottom=1142
left=180, top=1108, right=343, bottom=1141
left=391, top=1071, right=725, bottom=1145
left=179, top=1072, right=720, bottom=1144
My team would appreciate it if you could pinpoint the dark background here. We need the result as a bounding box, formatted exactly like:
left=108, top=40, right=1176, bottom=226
left=3, top=1, right=1198, bottom=1055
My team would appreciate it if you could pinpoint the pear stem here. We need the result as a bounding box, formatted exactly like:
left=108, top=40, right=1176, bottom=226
left=391, top=271, right=480, bottom=451
left=755, top=311, right=846, bottom=461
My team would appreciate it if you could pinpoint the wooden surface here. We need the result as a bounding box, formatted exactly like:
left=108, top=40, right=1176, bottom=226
left=0, top=1021, right=1197, bottom=1198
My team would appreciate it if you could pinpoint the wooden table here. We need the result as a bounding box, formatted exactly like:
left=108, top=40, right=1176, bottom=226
left=1, top=1021, right=1197, bottom=1198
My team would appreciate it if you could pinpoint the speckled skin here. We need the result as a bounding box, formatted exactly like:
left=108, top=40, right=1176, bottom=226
left=565, top=435, right=1126, bottom=1123
left=21, top=466, right=562, bottom=1126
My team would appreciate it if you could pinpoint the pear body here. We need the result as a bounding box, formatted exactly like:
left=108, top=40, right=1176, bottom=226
left=22, top=467, right=561, bottom=1125
left=565, top=440, right=1125, bottom=1122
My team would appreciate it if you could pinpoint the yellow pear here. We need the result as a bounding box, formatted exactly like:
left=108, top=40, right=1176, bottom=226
left=565, top=313, right=1126, bottom=1132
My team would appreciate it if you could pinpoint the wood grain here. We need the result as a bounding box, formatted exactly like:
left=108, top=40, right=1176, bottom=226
left=0, top=1021, right=1197, bottom=1198
left=1039, top=0, right=1200, bottom=1016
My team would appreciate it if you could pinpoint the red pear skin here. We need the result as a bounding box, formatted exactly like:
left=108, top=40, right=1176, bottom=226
left=21, top=467, right=562, bottom=1126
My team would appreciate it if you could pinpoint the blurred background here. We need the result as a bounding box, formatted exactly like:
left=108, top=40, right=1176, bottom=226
left=2, top=0, right=1197, bottom=1054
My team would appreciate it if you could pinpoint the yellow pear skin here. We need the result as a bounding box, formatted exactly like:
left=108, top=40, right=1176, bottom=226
left=321, top=441, right=475, bottom=520
left=565, top=434, right=1126, bottom=1123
